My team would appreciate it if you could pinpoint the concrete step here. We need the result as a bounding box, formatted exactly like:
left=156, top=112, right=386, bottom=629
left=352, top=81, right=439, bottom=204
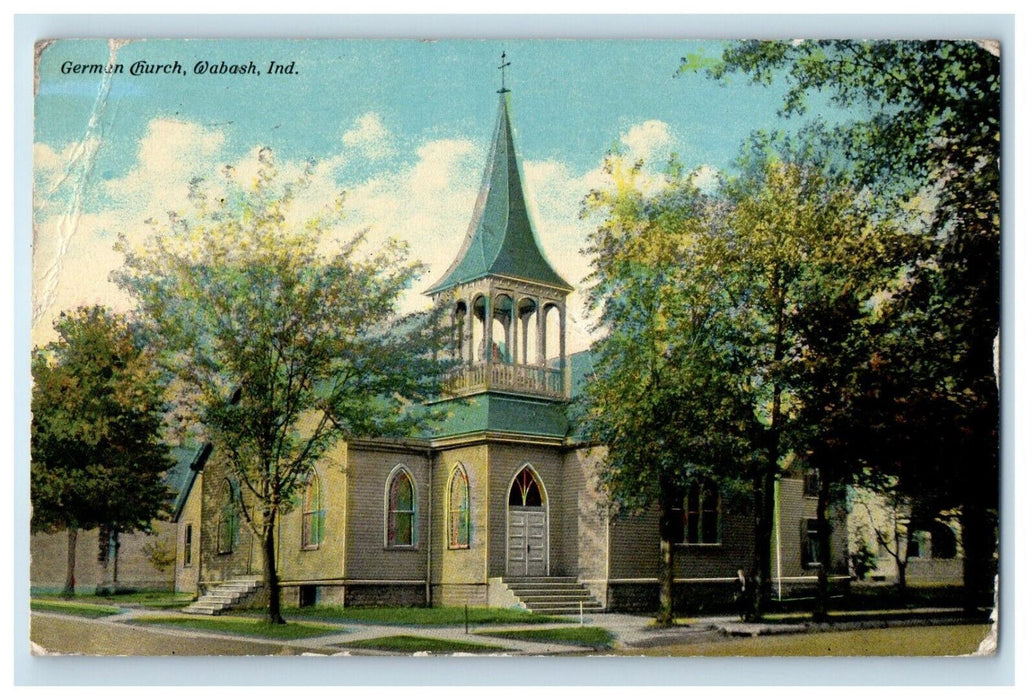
left=503, top=577, right=577, bottom=584
left=501, top=577, right=604, bottom=614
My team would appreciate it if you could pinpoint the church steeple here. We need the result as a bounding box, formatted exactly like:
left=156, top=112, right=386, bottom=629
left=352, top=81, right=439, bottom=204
left=428, top=73, right=572, bottom=403
left=426, top=91, right=573, bottom=295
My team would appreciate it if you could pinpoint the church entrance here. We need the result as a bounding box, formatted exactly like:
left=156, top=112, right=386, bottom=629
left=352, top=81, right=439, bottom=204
left=506, top=466, right=548, bottom=577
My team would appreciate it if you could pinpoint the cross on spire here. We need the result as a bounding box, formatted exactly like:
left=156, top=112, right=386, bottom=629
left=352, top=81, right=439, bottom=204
left=497, top=51, right=511, bottom=94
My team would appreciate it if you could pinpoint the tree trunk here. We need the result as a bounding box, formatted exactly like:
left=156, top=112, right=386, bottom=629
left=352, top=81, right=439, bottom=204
left=112, top=529, right=120, bottom=587
left=961, top=498, right=997, bottom=613
left=657, top=509, right=675, bottom=626
left=813, top=470, right=831, bottom=622
left=747, top=466, right=766, bottom=622
left=63, top=528, right=78, bottom=597
left=895, top=556, right=909, bottom=604
left=261, top=515, right=285, bottom=624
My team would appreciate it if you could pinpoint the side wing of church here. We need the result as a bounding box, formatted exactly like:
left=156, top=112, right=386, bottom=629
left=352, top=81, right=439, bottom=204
left=169, top=87, right=848, bottom=613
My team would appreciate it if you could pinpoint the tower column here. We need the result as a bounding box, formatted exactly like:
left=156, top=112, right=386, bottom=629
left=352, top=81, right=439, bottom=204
left=465, top=296, right=474, bottom=365
left=509, top=298, right=518, bottom=364
left=484, top=292, right=494, bottom=364
left=537, top=299, right=547, bottom=367
left=559, top=303, right=567, bottom=368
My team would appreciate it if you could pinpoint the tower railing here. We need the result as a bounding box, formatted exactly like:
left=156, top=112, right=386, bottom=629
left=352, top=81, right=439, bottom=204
left=441, top=361, right=565, bottom=400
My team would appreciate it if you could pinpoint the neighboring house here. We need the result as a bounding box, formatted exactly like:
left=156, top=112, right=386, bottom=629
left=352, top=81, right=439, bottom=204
left=29, top=444, right=204, bottom=594
left=171, top=88, right=846, bottom=611
left=847, top=487, right=963, bottom=586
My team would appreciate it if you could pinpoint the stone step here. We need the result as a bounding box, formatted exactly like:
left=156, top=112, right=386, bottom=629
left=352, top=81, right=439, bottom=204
left=504, top=585, right=593, bottom=594
left=526, top=600, right=605, bottom=613
left=502, top=577, right=577, bottom=584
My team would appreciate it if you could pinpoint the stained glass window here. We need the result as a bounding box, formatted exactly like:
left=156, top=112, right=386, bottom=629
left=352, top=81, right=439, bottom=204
left=508, top=466, right=542, bottom=507
left=667, top=480, right=721, bottom=545
left=387, top=468, right=416, bottom=547
left=216, top=480, right=239, bottom=554
left=302, top=472, right=326, bottom=549
left=448, top=466, right=471, bottom=548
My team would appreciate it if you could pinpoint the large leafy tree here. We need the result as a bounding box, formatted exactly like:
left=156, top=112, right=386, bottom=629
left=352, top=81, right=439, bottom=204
left=114, top=149, right=444, bottom=624
left=578, top=156, right=758, bottom=625
left=31, top=306, right=173, bottom=596
left=718, top=136, right=911, bottom=619
left=696, top=40, right=1000, bottom=608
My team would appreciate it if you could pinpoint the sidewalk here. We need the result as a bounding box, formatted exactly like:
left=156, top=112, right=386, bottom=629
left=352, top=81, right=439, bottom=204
left=32, top=605, right=984, bottom=656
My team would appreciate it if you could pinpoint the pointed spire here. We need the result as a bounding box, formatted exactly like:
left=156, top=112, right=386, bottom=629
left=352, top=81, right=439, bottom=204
left=498, top=51, right=511, bottom=94
left=426, top=82, right=573, bottom=296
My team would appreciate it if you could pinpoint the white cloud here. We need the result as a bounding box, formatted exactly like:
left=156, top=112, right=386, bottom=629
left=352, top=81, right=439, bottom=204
left=620, top=119, right=674, bottom=164
left=341, top=112, right=393, bottom=160
left=32, top=115, right=683, bottom=355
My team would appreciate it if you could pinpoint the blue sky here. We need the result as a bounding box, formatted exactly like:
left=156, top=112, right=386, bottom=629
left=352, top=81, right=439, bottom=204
left=33, top=39, right=834, bottom=350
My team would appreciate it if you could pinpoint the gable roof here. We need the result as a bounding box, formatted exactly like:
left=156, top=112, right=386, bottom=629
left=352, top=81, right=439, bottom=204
left=426, top=93, right=573, bottom=295
left=167, top=442, right=212, bottom=521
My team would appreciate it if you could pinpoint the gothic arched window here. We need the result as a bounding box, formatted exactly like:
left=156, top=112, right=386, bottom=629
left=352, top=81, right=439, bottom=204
left=386, top=466, right=417, bottom=548
left=447, top=465, right=471, bottom=549
left=302, top=471, right=326, bottom=549
left=216, top=480, right=239, bottom=554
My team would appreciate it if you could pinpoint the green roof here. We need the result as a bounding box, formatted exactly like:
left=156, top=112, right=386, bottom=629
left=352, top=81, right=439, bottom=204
left=424, top=392, right=569, bottom=440
left=426, top=94, right=573, bottom=295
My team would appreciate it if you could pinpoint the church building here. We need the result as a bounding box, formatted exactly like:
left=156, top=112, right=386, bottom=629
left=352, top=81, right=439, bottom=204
left=168, top=85, right=847, bottom=614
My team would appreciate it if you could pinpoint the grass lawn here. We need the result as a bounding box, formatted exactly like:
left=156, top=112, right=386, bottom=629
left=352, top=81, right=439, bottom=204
left=477, top=626, right=614, bottom=650
left=761, top=609, right=982, bottom=625
left=283, top=605, right=567, bottom=626
left=620, top=624, right=992, bottom=657
left=33, top=591, right=195, bottom=609
left=339, top=635, right=511, bottom=654
left=95, top=591, right=196, bottom=608
left=30, top=599, right=123, bottom=618
left=134, top=615, right=343, bottom=640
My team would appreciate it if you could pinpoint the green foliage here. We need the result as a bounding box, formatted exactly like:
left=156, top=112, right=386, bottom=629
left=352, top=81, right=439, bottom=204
left=579, top=154, right=759, bottom=515
left=849, top=528, right=878, bottom=581
left=698, top=38, right=1000, bottom=608
left=136, top=616, right=340, bottom=639
left=578, top=154, right=762, bottom=625
left=31, top=306, right=173, bottom=537
left=113, top=148, right=446, bottom=623
left=284, top=605, right=565, bottom=626
left=142, top=536, right=177, bottom=573
left=30, top=600, right=123, bottom=618
left=477, top=626, right=615, bottom=649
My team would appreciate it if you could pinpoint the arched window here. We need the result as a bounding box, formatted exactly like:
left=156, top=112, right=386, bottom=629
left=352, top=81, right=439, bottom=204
left=447, top=465, right=471, bottom=549
left=216, top=480, right=239, bottom=554
left=302, top=471, right=326, bottom=549
left=386, top=467, right=417, bottom=548
left=508, top=466, right=543, bottom=507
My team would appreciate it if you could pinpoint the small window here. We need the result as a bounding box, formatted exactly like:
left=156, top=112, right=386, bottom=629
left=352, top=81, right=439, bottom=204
left=448, top=465, right=471, bottom=549
left=216, top=480, right=239, bottom=554
left=803, top=468, right=820, bottom=497
left=183, top=524, right=193, bottom=566
left=302, top=472, right=326, bottom=549
left=668, top=480, right=721, bottom=545
left=299, top=585, right=317, bottom=608
left=801, top=518, right=821, bottom=568
left=386, top=467, right=417, bottom=548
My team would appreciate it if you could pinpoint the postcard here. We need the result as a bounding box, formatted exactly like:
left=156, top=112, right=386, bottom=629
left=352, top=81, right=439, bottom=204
left=29, top=37, right=1001, bottom=660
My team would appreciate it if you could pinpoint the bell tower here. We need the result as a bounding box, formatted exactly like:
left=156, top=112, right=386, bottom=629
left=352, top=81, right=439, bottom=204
left=426, top=76, right=573, bottom=404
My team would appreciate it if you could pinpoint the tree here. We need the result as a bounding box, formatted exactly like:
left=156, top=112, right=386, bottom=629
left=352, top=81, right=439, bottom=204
left=717, top=136, right=911, bottom=619
left=31, top=306, right=173, bottom=596
left=693, top=39, right=1000, bottom=609
left=114, top=149, right=444, bottom=623
left=578, top=155, right=758, bottom=626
